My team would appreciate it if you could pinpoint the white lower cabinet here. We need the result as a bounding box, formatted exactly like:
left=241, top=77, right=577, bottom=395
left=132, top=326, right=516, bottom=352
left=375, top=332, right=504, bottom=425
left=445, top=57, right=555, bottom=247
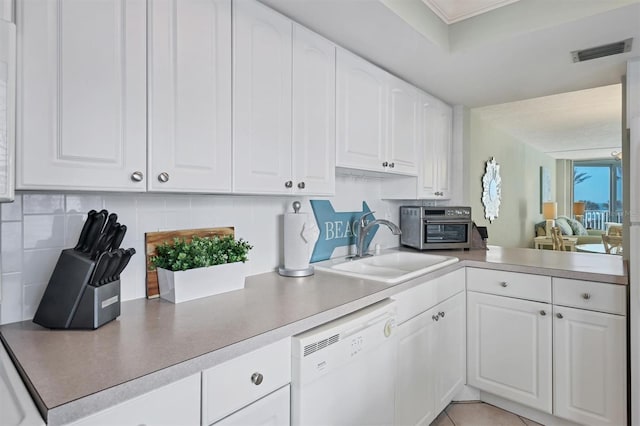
left=467, top=291, right=553, bottom=413
left=394, top=270, right=466, bottom=426
left=67, top=374, right=201, bottom=426
left=214, top=385, right=290, bottom=426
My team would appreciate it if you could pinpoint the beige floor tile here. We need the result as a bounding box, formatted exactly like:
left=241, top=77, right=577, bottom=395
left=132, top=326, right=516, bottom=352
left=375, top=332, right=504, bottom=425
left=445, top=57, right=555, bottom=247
left=430, top=410, right=455, bottom=426
left=520, top=417, right=544, bottom=426
left=445, top=402, right=527, bottom=426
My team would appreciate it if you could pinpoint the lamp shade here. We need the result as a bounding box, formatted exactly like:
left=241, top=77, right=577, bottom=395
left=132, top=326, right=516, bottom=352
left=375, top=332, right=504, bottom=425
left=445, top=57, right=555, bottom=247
left=573, top=201, right=586, bottom=215
left=543, top=202, right=557, bottom=220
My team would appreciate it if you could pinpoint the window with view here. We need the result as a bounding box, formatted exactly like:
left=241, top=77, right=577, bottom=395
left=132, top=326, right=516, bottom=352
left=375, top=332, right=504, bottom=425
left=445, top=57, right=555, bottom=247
left=573, top=160, right=622, bottom=230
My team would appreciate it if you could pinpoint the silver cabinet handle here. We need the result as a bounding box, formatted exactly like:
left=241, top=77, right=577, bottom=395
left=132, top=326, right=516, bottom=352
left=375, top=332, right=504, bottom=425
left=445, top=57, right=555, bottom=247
left=130, top=171, right=144, bottom=182
left=556, top=313, right=563, bottom=319
left=251, top=372, right=263, bottom=385
left=158, top=172, right=170, bottom=183
left=284, top=180, right=293, bottom=188
left=540, top=310, right=546, bottom=316
left=389, top=162, right=395, bottom=168
left=582, top=293, right=591, bottom=300
left=439, top=311, right=445, bottom=318
left=382, top=161, right=389, bottom=167
left=500, top=282, right=508, bottom=288
left=297, top=182, right=305, bottom=189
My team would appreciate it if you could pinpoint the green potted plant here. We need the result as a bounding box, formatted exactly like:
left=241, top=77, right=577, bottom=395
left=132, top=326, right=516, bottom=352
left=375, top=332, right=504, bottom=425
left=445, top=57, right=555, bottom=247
left=150, top=235, right=253, bottom=303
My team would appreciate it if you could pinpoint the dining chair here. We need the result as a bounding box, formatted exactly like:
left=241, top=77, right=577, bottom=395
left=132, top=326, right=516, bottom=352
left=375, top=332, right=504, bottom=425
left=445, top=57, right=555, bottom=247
left=602, top=234, right=623, bottom=254
left=551, top=227, right=565, bottom=251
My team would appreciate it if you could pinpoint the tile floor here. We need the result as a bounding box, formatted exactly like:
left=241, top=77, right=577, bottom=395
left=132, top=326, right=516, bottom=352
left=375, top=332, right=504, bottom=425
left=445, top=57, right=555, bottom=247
left=431, top=402, right=544, bottom=426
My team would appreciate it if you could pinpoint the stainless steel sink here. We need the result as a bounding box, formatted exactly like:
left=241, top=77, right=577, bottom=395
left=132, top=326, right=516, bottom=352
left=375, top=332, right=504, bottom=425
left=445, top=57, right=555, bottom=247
left=313, top=251, right=459, bottom=284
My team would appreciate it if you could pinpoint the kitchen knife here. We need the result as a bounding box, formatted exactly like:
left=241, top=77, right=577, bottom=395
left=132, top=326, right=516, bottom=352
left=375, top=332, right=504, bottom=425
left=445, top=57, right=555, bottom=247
left=74, top=210, right=97, bottom=251
left=88, top=223, right=120, bottom=259
left=101, top=213, right=118, bottom=237
left=111, top=248, right=136, bottom=281
left=90, top=251, right=112, bottom=286
left=100, top=250, right=123, bottom=285
left=81, top=209, right=108, bottom=253
left=109, top=224, right=127, bottom=251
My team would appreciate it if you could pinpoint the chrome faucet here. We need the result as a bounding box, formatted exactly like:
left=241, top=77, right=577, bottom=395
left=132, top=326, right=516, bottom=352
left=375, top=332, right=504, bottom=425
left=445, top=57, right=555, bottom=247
left=354, top=212, right=402, bottom=258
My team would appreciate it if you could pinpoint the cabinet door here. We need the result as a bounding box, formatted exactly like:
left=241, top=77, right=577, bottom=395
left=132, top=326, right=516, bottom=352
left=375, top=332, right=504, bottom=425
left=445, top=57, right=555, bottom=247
left=0, top=19, right=14, bottom=202
left=291, top=24, right=335, bottom=195
left=336, top=49, right=387, bottom=173
left=386, top=76, right=419, bottom=176
left=148, top=0, right=231, bottom=193
left=419, top=96, right=452, bottom=199
left=214, top=385, right=290, bottom=426
left=434, top=292, right=465, bottom=414
left=68, top=374, right=200, bottom=426
left=17, top=0, right=147, bottom=191
left=396, top=308, right=437, bottom=426
left=467, top=292, right=552, bottom=413
left=233, top=0, right=292, bottom=194
left=553, top=306, right=626, bottom=426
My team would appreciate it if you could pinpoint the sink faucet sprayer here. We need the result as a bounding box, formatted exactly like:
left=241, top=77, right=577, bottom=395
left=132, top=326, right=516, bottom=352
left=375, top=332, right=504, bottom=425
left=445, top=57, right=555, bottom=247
left=354, top=212, right=402, bottom=258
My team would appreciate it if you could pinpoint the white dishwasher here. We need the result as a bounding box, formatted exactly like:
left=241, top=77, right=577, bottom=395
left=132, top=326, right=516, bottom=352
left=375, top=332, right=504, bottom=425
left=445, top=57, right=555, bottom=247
left=291, top=299, right=397, bottom=426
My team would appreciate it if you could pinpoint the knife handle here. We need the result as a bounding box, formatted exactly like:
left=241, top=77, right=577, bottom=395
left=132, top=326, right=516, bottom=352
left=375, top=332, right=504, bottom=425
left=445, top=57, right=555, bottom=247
left=74, top=210, right=97, bottom=251
left=110, top=225, right=127, bottom=251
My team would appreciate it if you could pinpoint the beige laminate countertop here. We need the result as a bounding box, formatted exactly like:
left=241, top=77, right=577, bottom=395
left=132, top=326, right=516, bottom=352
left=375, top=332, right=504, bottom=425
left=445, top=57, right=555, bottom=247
left=0, top=246, right=627, bottom=425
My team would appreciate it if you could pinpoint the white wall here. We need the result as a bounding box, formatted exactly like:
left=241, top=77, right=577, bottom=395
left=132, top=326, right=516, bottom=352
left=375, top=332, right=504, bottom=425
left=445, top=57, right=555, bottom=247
left=0, top=175, right=403, bottom=325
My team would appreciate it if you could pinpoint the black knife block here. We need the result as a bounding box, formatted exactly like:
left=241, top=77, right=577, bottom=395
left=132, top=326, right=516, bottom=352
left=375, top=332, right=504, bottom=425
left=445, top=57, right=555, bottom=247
left=33, top=249, right=121, bottom=330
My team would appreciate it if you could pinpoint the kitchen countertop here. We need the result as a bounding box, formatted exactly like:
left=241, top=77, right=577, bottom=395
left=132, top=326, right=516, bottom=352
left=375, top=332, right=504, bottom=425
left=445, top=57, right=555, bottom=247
left=0, top=246, right=628, bottom=424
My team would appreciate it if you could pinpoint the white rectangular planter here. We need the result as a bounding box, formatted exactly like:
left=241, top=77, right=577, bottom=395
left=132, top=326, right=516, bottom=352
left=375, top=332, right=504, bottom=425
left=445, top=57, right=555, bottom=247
left=156, top=262, right=249, bottom=303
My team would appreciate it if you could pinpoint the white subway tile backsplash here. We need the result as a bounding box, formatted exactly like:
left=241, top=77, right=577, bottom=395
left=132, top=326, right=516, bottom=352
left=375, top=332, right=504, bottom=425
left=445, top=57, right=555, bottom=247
left=23, top=194, right=65, bottom=214
left=22, top=249, right=61, bottom=286
left=1, top=181, right=400, bottom=324
left=23, top=283, right=47, bottom=319
left=65, top=194, right=104, bottom=213
left=1, top=195, right=22, bottom=221
left=23, top=215, right=66, bottom=249
left=1, top=273, right=23, bottom=324
left=1, top=222, right=23, bottom=273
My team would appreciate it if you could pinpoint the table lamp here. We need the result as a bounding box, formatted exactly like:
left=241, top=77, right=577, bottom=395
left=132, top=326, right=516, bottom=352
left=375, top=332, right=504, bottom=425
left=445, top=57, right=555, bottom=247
left=543, top=202, right=557, bottom=237
left=573, top=201, right=586, bottom=224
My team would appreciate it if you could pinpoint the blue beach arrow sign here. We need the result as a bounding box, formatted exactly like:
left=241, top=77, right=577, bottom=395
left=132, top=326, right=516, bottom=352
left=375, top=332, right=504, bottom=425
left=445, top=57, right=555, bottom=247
left=309, top=200, right=378, bottom=262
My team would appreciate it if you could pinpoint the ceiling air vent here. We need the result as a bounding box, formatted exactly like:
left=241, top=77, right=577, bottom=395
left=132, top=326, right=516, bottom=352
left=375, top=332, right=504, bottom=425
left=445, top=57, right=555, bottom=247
left=571, top=38, right=633, bottom=63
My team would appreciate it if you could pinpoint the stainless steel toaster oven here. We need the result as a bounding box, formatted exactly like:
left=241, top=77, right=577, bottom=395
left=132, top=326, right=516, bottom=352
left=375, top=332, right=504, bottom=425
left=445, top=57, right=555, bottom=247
left=399, top=206, right=472, bottom=250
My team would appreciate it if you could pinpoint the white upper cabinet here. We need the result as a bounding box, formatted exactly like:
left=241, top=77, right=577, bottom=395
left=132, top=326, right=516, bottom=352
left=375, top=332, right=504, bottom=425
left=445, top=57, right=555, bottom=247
left=233, top=0, right=335, bottom=195
left=0, top=0, right=13, bottom=23
left=148, top=0, right=232, bottom=193
left=336, top=49, right=387, bottom=173
left=291, top=24, right=335, bottom=195
left=17, top=0, right=147, bottom=191
left=419, top=95, right=452, bottom=199
left=337, top=49, right=418, bottom=176
left=0, top=19, right=14, bottom=202
left=386, top=76, right=420, bottom=175
left=233, top=0, right=292, bottom=194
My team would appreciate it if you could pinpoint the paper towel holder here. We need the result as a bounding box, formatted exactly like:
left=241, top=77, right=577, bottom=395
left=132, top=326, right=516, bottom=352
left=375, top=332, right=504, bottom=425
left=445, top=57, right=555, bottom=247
left=279, top=201, right=315, bottom=277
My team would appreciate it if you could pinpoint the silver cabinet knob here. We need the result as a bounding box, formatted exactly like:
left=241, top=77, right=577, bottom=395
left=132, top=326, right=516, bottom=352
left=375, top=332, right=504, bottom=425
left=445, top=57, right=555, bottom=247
left=582, top=293, right=591, bottom=300
left=389, top=162, right=395, bottom=168
left=540, top=310, right=546, bottom=316
left=382, top=161, right=389, bottom=167
left=251, top=372, right=263, bottom=385
left=439, top=311, right=445, bottom=318
left=297, top=182, right=305, bottom=189
left=158, top=172, right=170, bottom=183
left=284, top=180, right=293, bottom=188
left=432, top=315, right=439, bottom=321
left=556, top=313, right=564, bottom=319
left=130, top=171, right=144, bottom=182
left=500, top=282, right=508, bottom=288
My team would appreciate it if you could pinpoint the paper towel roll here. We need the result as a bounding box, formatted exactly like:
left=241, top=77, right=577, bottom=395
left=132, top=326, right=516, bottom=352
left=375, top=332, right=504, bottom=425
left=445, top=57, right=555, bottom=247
left=284, top=212, right=311, bottom=270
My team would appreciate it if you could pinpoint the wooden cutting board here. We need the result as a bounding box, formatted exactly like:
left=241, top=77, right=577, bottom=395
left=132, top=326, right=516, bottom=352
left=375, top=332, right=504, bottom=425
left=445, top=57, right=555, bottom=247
left=145, top=227, right=235, bottom=298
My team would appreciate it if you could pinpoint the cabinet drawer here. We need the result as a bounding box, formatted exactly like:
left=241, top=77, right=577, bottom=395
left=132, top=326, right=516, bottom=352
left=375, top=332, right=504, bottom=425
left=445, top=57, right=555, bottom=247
left=213, top=385, right=290, bottom=425
left=467, top=268, right=551, bottom=303
left=553, top=278, right=626, bottom=315
left=393, top=269, right=465, bottom=324
left=202, top=338, right=291, bottom=425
